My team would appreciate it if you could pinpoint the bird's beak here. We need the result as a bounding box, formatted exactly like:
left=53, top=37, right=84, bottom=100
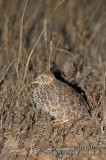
left=31, top=80, right=38, bottom=84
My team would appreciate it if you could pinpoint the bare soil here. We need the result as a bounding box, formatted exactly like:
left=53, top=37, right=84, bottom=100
left=0, top=0, right=106, bottom=159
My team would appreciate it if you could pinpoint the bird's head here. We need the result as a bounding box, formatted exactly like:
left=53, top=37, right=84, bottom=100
left=31, top=70, right=55, bottom=86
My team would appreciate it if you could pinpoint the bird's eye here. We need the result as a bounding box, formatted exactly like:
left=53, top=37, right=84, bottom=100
left=41, top=76, right=44, bottom=79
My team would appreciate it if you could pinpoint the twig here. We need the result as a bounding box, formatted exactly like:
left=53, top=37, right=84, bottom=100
left=23, top=29, right=44, bottom=81
left=103, top=73, right=106, bottom=120
left=47, top=41, right=53, bottom=70
left=47, top=0, right=66, bottom=22
left=44, top=20, right=48, bottom=65
left=0, top=59, right=14, bottom=82
left=24, top=0, right=67, bottom=81
left=17, top=0, right=29, bottom=81
left=55, top=47, right=73, bottom=55
left=50, top=144, right=63, bottom=159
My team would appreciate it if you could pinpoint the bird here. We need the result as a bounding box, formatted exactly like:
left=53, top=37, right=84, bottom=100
left=31, top=70, right=91, bottom=122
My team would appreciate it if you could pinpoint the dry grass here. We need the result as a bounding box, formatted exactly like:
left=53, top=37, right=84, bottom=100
left=0, top=0, right=106, bottom=159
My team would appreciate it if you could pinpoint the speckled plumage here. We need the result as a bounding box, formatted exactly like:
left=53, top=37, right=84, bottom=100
left=33, top=70, right=91, bottom=120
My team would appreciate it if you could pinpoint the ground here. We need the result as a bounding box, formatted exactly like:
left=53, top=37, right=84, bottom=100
left=0, top=0, right=106, bottom=159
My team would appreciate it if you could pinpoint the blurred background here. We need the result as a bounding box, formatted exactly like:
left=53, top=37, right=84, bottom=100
left=0, top=0, right=105, bottom=78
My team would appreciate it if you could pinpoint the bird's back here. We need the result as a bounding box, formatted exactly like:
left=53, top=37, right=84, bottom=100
left=34, top=79, right=91, bottom=120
